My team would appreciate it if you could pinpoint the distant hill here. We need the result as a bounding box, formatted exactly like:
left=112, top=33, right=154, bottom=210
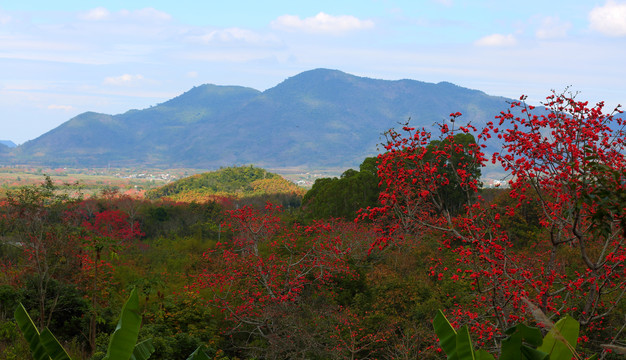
left=146, top=165, right=305, bottom=207
left=0, top=140, right=16, bottom=148
left=5, top=69, right=513, bottom=169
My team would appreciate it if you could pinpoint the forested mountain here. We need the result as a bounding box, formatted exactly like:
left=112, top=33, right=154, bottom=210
left=5, top=69, right=512, bottom=169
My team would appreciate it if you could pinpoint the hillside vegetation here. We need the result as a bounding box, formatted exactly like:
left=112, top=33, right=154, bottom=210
left=146, top=165, right=305, bottom=207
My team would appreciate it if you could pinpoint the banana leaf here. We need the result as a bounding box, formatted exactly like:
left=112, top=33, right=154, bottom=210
left=103, top=288, right=143, bottom=360
left=186, top=346, right=212, bottom=360
left=40, top=328, right=73, bottom=360
left=501, top=323, right=547, bottom=360
left=14, top=303, right=49, bottom=360
left=130, top=338, right=155, bottom=360
left=455, top=325, right=476, bottom=360
left=537, top=315, right=579, bottom=360
left=434, top=310, right=459, bottom=360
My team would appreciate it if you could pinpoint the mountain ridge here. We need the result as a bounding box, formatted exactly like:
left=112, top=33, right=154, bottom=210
left=2, top=69, right=511, bottom=169
left=0, top=140, right=17, bottom=148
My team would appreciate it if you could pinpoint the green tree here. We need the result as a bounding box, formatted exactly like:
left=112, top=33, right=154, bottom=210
left=423, top=132, right=481, bottom=216
left=303, top=157, right=380, bottom=220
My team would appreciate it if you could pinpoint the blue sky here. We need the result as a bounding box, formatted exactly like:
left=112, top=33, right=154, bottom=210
left=1, top=0, right=625, bottom=144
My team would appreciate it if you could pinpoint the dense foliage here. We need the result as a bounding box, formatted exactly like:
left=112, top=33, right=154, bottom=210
left=146, top=165, right=304, bottom=209
left=302, top=157, right=380, bottom=219
left=1, top=90, right=625, bottom=360
left=147, top=166, right=281, bottom=198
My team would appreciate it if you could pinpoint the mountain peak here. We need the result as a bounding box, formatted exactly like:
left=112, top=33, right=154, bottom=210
left=289, top=68, right=349, bottom=78
left=271, top=68, right=351, bottom=87
left=160, top=84, right=260, bottom=108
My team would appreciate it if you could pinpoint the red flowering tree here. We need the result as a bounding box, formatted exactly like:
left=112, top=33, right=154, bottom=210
left=363, top=91, right=626, bottom=352
left=488, top=94, right=626, bottom=325
left=361, top=113, right=485, bottom=250
left=327, top=306, right=394, bottom=360
left=79, top=208, right=144, bottom=352
left=189, top=203, right=355, bottom=357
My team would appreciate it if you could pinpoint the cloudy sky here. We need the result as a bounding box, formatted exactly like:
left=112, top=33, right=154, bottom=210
left=1, top=0, right=625, bottom=144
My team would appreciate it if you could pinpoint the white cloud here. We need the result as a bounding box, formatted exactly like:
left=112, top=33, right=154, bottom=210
left=191, top=28, right=280, bottom=46
left=48, top=104, right=74, bottom=111
left=80, top=7, right=110, bottom=21
left=80, top=7, right=171, bottom=23
left=475, top=33, right=517, bottom=46
left=103, top=74, right=145, bottom=86
left=186, top=71, right=198, bottom=78
left=589, top=0, right=626, bottom=36
left=535, top=16, right=571, bottom=39
left=120, top=8, right=172, bottom=22
left=0, top=7, right=177, bottom=66
left=0, top=35, right=81, bottom=51
left=271, top=12, right=374, bottom=35
left=180, top=49, right=278, bottom=63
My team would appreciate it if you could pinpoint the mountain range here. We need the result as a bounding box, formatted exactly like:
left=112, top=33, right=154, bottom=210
left=2, top=69, right=514, bottom=170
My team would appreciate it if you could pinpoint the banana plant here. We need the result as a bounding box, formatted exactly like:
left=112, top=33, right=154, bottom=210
left=101, top=287, right=154, bottom=360
left=15, top=287, right=155, bottom=360
left=14, top=302, right=72, bottom=360
left=185, top=346, right=212, bottom=360
left=499, top=322, right=547, bottom=360
left=433, top=310, right=495, bottom=360
left=15, top=287, right=216, bottom=360
left=433, top=310, right=598, bottom=360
